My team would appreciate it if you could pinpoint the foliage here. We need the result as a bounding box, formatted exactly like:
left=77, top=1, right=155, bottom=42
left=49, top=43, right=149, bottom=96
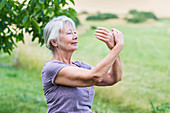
left=0, top=0, right=79, bottom=54
left=129, top=9, right=138, bottom=15
left=125, top=9, right=158, bottom=23
left=79, top=10, right=88, bottom=14
left=124, top=14, right=147, bottom=23
left=86, top=12, right=118, bottom=21
left=140, top=11, right=158, bottom=20
left=90, top=25, right=97, bottom=30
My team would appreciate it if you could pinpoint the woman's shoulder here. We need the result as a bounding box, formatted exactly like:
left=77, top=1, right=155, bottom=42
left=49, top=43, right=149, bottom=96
left=72, top=61, right=93, bottom=70
left=42, top=60, right=67, bottom=72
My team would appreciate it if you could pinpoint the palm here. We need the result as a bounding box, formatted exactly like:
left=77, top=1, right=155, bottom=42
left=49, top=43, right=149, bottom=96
left=107, top=35, right=115, bottom=50
left=95, top=27, right=115, bottom=50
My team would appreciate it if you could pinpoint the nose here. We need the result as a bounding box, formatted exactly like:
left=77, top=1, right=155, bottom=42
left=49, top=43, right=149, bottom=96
left=73, top=34, right=78, bottom=40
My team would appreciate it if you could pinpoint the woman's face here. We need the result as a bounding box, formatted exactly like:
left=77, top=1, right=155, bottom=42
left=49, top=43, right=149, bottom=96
left=57, top=23, right=78, bottom=52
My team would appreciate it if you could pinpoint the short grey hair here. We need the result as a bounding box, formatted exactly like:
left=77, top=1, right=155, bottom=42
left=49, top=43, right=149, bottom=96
left=44, top=15, right=76, bottom=52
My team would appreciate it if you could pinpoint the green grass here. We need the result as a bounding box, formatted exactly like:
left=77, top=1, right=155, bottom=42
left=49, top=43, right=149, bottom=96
left=0, top=65, right=47, bottom=113
left=75, top=19, right=170, bottom=112
left=0, top=18, right=170, bottom=113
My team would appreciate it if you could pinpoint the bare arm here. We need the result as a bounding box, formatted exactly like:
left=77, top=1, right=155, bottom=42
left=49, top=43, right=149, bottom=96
left=95, top=54, right=122, bottom=86
left=111, top=54, right=123, bottom=82
left=95, top=28, right=123, bottom=86
left=55, top=44, right=123, bottom=87
left=54, top=27, right=124, bottom=87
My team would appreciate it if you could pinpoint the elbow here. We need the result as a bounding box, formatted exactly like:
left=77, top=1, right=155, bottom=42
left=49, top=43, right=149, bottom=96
left=116, top=73, right=123, bottom=83
left=109, top=74, right=123, bottom=86
left=115, top=74, right=123, bottom=83
left=110, top=80, right=120, bottom=86
left=93, top=77, right=103, bottom=84
left=91, top=74, right=103, bottom=84
left=118, top=75, right=123, bottom=81
left=116, top=71, right=123, bottom=82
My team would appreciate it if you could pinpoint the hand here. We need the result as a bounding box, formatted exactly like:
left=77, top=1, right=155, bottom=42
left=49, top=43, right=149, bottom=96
left=95, top=27, right=115, bottom=50
left=111, top=28, right=124, bottom=49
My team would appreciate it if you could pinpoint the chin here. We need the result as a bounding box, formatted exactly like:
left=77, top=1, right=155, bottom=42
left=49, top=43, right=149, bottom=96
left=73, top=46, right=78, bottom=50
left=73, top=47, right=78, bottom=51
left=69, top=47, right=78, bottom=52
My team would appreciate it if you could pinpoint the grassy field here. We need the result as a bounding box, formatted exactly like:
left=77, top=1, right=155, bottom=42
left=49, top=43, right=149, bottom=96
left=0, top=18, right=170, bottom=113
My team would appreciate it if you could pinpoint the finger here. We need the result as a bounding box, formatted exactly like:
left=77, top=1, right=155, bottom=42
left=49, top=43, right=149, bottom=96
left=111, top=28, right=117, bottom=34
left=111, top=28, right=117, bottom=36
left=94, top=33, right=108, bottom=39
left=113, top=28, right=122, bottom=34
left=111, top=28, right=118, bottom=33
left=97, top=27, right=110, bottom=33
left=112, top=29, right=122, bottom=39
left=115, top=29, right=120, bottom=34
left=95, top=30, right=108, bottom=35
left=96, top=36, right=107, bottom=42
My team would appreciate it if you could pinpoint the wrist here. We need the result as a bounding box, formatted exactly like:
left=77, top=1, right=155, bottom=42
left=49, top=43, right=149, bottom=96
left=108, top=43, right=115, bottom=50
left=116, top=43, right=124, bottom=50
left=112, top=43, right=123, bottom=51
left=109, top=45, right=122, bottom=57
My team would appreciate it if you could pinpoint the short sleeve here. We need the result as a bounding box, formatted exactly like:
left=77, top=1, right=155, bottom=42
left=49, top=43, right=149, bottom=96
left=41, top=60, right=67, bottom=85
left=73, top=61, right=93, bottom=70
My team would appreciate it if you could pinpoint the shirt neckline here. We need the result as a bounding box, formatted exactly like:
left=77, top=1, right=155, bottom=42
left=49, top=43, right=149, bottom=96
left=47, top=60, right=80, bottom=67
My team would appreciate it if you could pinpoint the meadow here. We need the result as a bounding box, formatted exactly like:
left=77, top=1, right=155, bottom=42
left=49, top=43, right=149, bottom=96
left=0, top=18, right=170, bottom=113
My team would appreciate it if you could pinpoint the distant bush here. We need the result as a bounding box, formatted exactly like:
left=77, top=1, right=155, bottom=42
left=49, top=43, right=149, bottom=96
left=91, top=25, right=97, bottom=30
left=86, top=12, right=118, bottom=21
left=129, top=9, right=138, bottom=15
left=125, top=9, right=158, bottom=23
left=140, top=11, right=158, bottom=20
left=124, top=14, right=147, bottom=23
left=80, top=11, right=88, bottom=14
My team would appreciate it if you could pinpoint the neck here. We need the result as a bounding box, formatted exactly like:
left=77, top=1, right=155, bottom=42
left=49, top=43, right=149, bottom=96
left=52, top=49, right=74, bottom=65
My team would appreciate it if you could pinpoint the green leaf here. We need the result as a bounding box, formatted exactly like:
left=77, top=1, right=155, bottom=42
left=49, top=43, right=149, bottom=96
left=61, top=0, right=68, bottom=7
left=0, top=0, right=6, bottom=10
left=58, top=0, right=62, bottom=4
left=22, top=15, right=29, bottom=25
left=25, top=16, right=31, bottom=27
left=69, top=0, right=75, bottom=5
left=0, top=0, right=78, bottom=54
left=32, top=19, right=40, bottom=33
left=30, top=0, right=35, bottom=6
left=40, top=0, right=44, bottom=4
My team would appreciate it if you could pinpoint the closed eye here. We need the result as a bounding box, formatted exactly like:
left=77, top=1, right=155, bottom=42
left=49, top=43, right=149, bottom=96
left=67, top=32, right=72, bottom=35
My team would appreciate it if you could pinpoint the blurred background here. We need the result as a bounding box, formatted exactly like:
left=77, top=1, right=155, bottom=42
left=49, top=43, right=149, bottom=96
left=0, top=0, right=169, bottom=113
left=74, top=0, right=170, bottom=18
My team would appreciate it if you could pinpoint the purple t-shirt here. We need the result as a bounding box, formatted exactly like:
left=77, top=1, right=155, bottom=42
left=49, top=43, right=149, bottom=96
left=41, top=60, right=95, bottom=113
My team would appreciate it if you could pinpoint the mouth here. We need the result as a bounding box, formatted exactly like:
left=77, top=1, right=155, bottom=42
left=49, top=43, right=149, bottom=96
left=71, top=42, right=78, bottom=45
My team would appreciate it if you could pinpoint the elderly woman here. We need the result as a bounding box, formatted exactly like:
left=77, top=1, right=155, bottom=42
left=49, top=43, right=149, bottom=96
left=41, top=15, right=124, bottom=113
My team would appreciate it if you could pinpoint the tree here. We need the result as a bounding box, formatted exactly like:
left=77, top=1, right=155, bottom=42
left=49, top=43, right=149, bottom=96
left=0, top=0, right=79, bottom=54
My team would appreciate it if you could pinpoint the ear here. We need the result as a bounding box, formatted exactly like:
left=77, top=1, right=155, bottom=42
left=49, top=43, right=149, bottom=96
left=50, top=40, right=58, bottom=47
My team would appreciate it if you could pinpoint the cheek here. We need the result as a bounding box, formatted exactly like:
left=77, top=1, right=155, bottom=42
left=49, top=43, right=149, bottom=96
left=59, top=34, right=72, bottom=44
left=59, top=39, right=71, bottom=47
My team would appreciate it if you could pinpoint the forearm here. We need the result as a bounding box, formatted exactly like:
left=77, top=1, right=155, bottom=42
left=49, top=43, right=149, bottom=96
left=90, top=44, right=123, bottom=82
left=109, top=54, right=123, bottom=82
left=95, top=54, right=122, bottom=86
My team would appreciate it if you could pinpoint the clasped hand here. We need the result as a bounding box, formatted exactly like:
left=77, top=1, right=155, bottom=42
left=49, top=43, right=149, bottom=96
left=95, top=27, right=124, bottom=50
